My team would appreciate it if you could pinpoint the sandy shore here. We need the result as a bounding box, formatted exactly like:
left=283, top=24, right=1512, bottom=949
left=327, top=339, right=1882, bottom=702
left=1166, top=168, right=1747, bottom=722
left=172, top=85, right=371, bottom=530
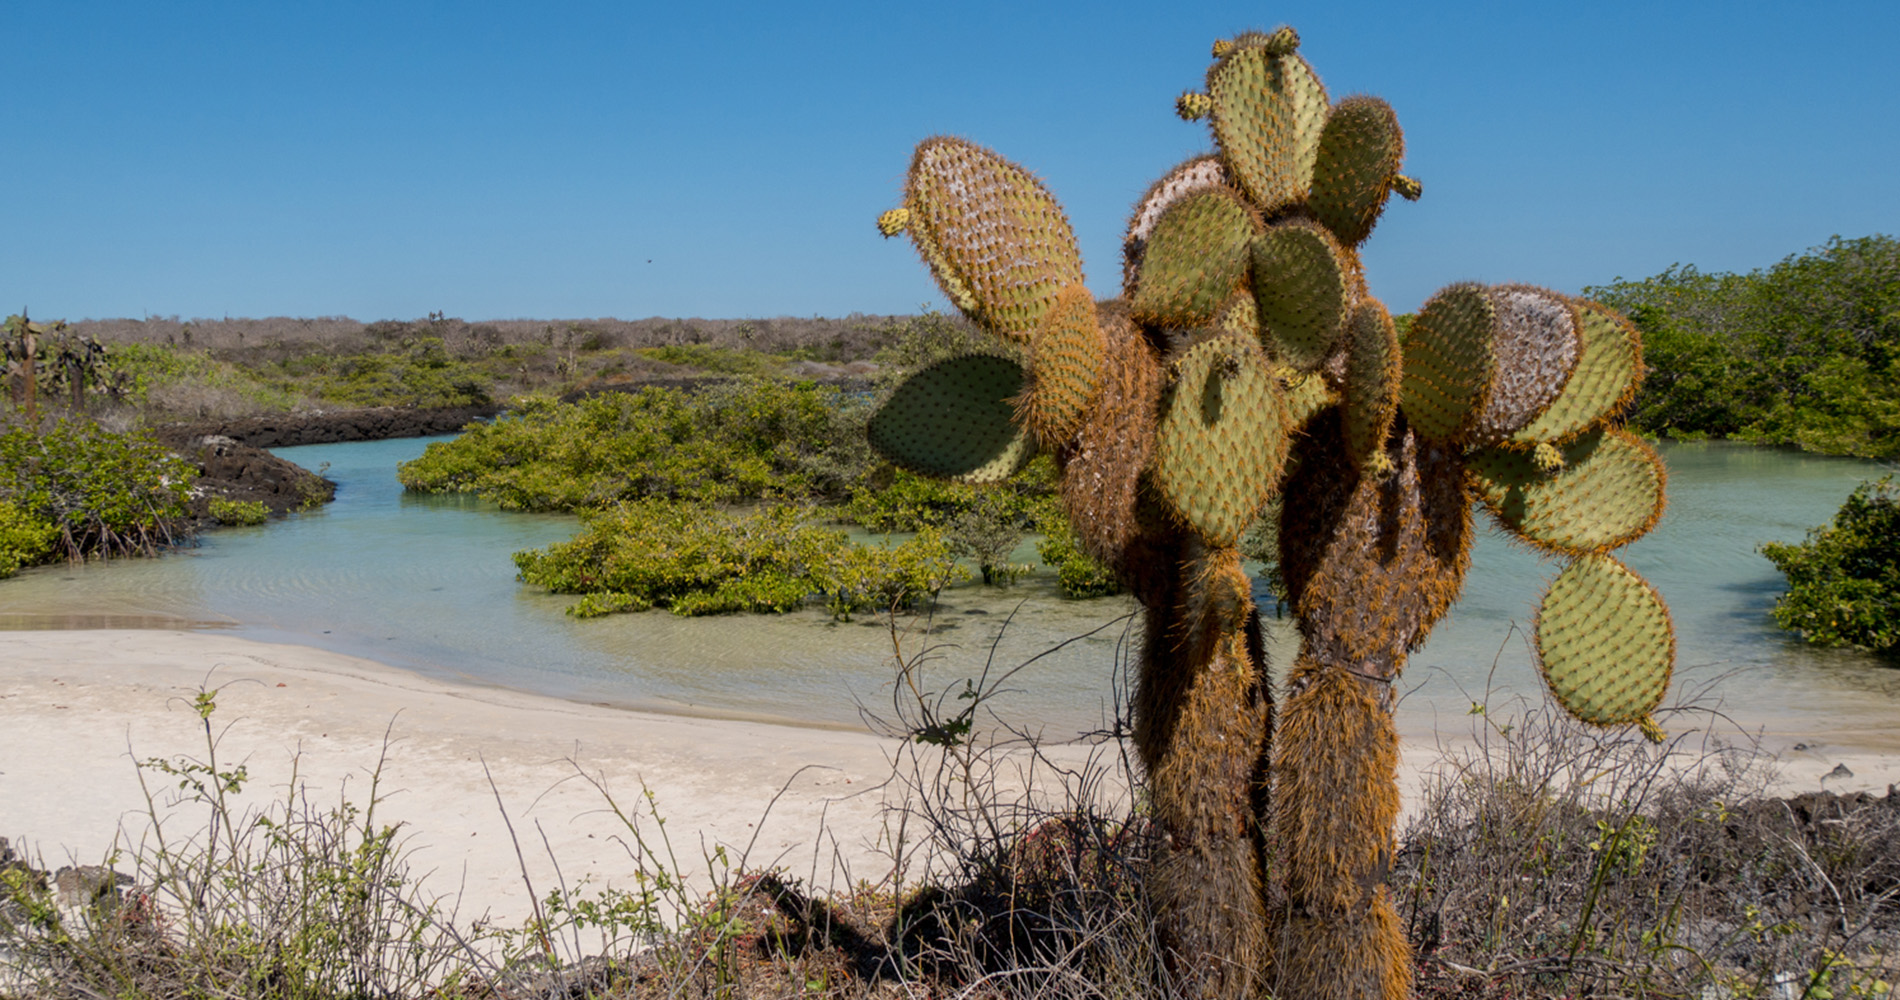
left=2, top=629, right=1893, bottom=928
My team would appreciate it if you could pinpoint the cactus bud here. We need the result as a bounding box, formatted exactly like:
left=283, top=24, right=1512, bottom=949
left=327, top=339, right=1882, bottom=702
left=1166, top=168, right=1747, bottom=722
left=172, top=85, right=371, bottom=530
left=1177, top=92, right=1214, bottom=121
left=1533, top=440, right=1564, bottom=471
left=1391, top=175, right=1423, bottom=201
left=1211, top=38, right=1235, bottom=59
left=876, top=207, right=911, bottom=238
left=1263, top=25, right=1300, bottom=55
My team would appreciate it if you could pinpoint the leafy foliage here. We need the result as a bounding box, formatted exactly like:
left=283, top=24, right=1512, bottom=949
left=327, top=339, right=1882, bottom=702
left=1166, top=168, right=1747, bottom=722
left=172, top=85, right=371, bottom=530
left=0, top=499, right=58, bottom=577
left=0, top=418, right=194, bottom=561
left=1587, top=235, right=1900, bottom=458
left=511, top=498, right=966, bottom=619
left=1761, top=475, right=1900, bottom=652
left=399, top=382, right=871, bottom=512
left=209, top=497, right=271, bottom=526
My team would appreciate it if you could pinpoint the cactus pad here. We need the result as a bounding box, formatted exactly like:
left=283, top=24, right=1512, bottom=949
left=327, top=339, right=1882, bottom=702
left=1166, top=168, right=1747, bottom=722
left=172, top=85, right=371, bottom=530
left=868, top=354, right=1036, bottom=483
left=1020, top=283, right=1106, bottom=446
left=1511, top=299, right=1642, bottom=445
left=903, top=137, right=1084, bottom=342
left=1398, top=282, right=1497, bottom=443
left=1343, top=298, right=1402, bottom=471
left=1470, top=285, right=1581, bottom=446
left=1130, top=186, right=1259, bottom=329
left=1124, top=156, right=1231, bottom=292
left=1469, top=427, right=1666, bottom=554
left=1252, top=219, right=1353, bottom=372
left=1308, top=96, right=1404, bottom=248
left=1535, top=553, right=1675, bottom=728
left=1154, top=334, right=1290, bottom=546
left=1206, top=43, right=1329, bottom=215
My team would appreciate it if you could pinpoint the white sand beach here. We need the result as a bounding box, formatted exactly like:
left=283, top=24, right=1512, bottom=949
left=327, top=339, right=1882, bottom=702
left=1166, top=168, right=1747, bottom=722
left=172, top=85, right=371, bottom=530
left=2, top=629, right=1893, bottom=927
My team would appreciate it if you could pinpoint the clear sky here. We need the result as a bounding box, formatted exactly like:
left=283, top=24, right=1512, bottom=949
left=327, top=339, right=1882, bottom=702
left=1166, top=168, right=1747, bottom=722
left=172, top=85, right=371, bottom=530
left=5, top=2, right=1898, bottom=323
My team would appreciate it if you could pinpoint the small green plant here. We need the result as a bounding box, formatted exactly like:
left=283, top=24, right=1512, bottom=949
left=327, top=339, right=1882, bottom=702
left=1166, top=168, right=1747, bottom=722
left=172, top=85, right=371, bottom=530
left=1762, top=474, right=1899, bottom=652
left=512, top=498, right=965, bottom=619
left=0, top=498, right=58, bottom=577
left=208, top=497, right=270, bottom=526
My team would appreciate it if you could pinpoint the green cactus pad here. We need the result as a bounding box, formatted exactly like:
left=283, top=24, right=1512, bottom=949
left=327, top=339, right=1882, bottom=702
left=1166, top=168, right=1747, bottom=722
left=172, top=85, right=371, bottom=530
left=1021, top=283, right=1106, bottom=446
left=1470, top=285, right=1582, bottom=446
left=868, top=354, right=1036, bottom=483
left=1469, top=427, right=1666, bottom=554
left=1153, top=334, right=1290, bottom=547
left=1343, top=298, right=1401, bottom=469
left=1206, top=43, right=1329, bottom=216
left=1130, top=186, right=1259, bottom=329
left=1398, top=282, right=1497, bottom=443
left=1308, top=96, right=1404, bottom=248
left=1280, top=369, right=1338, bottom=432
left=1535, top=553, right=1675, bottom=728
left=1511, top=299, right=1642, bottom=445
left=904, top=137, right=1084, bottom=343
left=1214, top=290, right=1259, bottom=340
left=1251, top=218, right=1352, bottom=372
left=1123, top=156, right=1231, bottom=293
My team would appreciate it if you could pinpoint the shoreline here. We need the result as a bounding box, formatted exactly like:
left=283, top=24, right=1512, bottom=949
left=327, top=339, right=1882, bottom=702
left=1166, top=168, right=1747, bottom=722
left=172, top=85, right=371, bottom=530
left=2, top=629, right=1894, bottom=928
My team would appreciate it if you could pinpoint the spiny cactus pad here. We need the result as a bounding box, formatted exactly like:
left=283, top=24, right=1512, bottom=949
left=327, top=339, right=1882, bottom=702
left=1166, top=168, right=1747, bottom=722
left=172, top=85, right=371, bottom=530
left=1535, top=553, right=1675, bottom=728
left=903, top=137, right=1084, bottom=343
left=1511, top=299, right=1642, bottom=445
left=1468, top=427, right=1666, bottom=554
left=1398, top=282, right=1497, bottom=443
left=1470, top=285, right=1582, bottom=446
left=1308, top=96, right=1404, bottom=248
left=1206, top=43, right=1329, bottom=215
left=1344, top=298, right=1402, bottom=471
left=1124, top=156, right=1231, bottom=291
left=1020, top=283, right=1106, bottom=446
left=868, top=354, right=1036, bottom=483
left=1131, top=186, right=1260, bottom=329
left=1252, top=218, right=1352, bottom=371
left=1154, top=334, right=1290, bottom=546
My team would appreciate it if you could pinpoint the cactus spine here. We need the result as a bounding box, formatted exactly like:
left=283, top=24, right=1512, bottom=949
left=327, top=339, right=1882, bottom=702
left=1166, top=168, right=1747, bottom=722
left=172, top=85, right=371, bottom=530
left=869, top=27, right=1675, bottom=1000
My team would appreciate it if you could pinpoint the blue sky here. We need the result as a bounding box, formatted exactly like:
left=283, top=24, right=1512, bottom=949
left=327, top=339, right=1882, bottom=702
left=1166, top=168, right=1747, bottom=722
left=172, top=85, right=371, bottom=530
left=5, top=1, right=1897, bottom=323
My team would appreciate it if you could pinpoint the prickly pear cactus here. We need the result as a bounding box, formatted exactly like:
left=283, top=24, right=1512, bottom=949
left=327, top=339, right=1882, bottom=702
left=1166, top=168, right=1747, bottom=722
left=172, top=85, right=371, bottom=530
left=870, top=27, right=1674, bottom=1000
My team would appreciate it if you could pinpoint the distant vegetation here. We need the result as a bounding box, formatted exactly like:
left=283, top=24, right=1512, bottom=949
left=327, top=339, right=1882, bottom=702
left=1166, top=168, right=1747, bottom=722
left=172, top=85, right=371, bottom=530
left=1587, top=234, right=1900, bottom=459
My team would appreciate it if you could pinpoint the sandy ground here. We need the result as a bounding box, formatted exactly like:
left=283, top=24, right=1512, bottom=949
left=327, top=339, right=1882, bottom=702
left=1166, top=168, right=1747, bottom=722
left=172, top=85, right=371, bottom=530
left=2, top=629, right=1894, bottom=930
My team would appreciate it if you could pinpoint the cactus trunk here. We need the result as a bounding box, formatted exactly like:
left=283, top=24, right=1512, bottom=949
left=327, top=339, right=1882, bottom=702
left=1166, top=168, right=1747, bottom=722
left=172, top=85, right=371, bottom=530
left=1133, top=541, right=1273, bottom=1000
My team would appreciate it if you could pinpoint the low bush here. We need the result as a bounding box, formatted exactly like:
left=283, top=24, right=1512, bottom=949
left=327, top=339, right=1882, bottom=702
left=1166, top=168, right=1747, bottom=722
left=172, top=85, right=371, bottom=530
left=512, top=498, right=966, bottom=619
left=0, top=498, right=59, bottom=577
left=400, top=381, right=870, bottom=512
left=207, top=497, right=270, bottom=527
left=1761, top=474, right=1900, bottom=652
left=0, top=417, right=194, bottom=560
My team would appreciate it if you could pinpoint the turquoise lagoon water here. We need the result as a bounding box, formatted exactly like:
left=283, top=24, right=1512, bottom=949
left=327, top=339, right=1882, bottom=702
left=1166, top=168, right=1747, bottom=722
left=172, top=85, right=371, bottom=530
left=1, top=436, right=1893, bottom=749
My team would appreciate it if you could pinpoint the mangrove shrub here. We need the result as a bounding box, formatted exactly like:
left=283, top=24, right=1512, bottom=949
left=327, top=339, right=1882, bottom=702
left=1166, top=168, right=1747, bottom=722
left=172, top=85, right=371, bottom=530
left=1762, top=475, right=1900, bottom=652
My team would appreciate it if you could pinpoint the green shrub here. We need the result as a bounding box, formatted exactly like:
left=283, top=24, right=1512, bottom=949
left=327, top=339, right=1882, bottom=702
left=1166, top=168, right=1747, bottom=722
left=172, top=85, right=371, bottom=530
left=0, top=418, right=194, bottom=559
left=513, top=498, right=965, bottom=619
left=208, top=497, right=269, bottom=526
left=400, top=381, right=870, bottom=512
left=1761, top=475, right=1900, bottom=652
left=1033, top=507, right=1124, bottom=599
left=0, top=499, right=58, bottom=577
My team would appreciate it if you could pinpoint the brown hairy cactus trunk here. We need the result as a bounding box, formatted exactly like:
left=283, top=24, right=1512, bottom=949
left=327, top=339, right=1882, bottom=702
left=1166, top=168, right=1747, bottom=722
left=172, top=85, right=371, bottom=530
left=1133, top=540, right=1274, bottom=999
left=1270, top=410, right=1472, bottom=1000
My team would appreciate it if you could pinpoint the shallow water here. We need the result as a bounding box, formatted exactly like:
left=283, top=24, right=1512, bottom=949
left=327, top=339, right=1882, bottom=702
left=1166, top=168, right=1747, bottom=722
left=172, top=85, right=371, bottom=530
left=1, top=436, right=1893, bottom=748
